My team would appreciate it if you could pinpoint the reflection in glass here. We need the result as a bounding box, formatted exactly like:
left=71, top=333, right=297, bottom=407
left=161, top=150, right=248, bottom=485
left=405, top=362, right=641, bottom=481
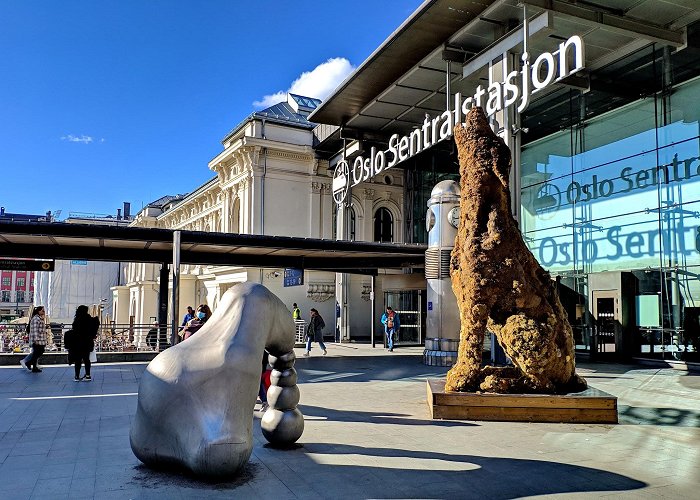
left=520, top=74, right=700, bottom=360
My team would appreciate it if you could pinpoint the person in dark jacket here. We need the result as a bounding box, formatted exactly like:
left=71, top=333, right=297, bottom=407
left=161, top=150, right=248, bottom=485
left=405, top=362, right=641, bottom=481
left=70, top=305, right=99, bottom=381
left=304, top=308, right=327, bottom=356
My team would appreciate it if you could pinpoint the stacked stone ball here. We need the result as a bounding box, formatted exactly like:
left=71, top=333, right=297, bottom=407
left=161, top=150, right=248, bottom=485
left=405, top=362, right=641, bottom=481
left=261, top=351, right=304, bottom=445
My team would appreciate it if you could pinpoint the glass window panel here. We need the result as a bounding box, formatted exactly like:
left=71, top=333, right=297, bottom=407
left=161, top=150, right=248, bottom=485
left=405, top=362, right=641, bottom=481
left=579, top=210, right=663, bottom=273
left=521, top=129, right=573, bottom=239
left=657, top=135, right=700, bottom=208
left=657, top=199, right=700, bottom=269
left=575, top=98, right=658, bottom=173
left=523, top=225, right=574, bottom=273
left=660, top=77, right=700, bottom=147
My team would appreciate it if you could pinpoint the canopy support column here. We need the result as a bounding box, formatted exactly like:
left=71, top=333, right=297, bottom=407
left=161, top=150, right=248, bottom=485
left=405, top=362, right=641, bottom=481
left=170, top=231, right=181, bottom=346
left=371, top=273, right=376, bottom=348
left=158, top=262, right=169, bottom=344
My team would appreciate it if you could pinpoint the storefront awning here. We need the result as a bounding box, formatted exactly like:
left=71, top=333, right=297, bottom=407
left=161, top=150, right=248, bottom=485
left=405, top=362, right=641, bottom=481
left=0, top=221, right=426, bottom=274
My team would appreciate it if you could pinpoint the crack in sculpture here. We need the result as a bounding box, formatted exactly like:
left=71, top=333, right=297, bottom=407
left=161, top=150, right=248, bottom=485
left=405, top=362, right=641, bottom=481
left=445, top=107, right=587, bottom=394
left=130, top=282, right=303, bottom=478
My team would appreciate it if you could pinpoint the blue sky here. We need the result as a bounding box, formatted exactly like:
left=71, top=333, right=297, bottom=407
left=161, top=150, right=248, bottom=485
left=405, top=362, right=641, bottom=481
left=0, top=0, right=422, bottom=218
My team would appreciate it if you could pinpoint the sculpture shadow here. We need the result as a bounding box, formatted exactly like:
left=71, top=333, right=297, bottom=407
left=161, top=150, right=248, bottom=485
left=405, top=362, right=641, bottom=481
left=295, top=354, right=448, bottom=384
left=127, top=441, right=646, bottom=496
left=291, top=442, right=646, bottom=499
left=619, top=405, right=700, bottom=426
left=298, top=403, right=476, bottom=428
left=129, top=462, right=262, bottom=489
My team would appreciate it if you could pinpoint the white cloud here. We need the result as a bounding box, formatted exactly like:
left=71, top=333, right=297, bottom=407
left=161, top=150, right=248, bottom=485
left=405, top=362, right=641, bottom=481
left=253, top=57, right=355, bottom=108
left=61, top=134, right=94, bottom=144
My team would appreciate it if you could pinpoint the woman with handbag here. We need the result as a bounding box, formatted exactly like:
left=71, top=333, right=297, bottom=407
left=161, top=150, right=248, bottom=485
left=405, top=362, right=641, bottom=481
left=70, top=305, right=99, bottom=381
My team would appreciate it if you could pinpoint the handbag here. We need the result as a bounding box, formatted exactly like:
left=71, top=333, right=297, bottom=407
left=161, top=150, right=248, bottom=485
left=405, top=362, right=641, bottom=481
left=89, top=350, right=97, bottom=363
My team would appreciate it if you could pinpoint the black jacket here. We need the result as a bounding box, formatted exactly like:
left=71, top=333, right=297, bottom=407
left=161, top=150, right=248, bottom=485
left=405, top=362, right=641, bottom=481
left=306, top=314, right=325, bottom=342
left=71, top=314, right=99, bottom=354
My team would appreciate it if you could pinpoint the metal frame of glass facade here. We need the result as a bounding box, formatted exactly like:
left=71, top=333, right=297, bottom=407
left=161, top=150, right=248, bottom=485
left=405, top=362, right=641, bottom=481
left=520, top=41, right=700, bottom=361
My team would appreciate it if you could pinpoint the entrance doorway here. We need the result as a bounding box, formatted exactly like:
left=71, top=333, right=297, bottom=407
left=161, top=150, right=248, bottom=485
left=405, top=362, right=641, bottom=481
left=383, top=290, right=425, bottom=346
left=592, top=293, right=617, bottom=354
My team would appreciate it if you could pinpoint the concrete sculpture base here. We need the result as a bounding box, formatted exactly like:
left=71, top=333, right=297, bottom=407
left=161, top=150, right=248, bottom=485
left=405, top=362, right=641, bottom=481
left=130, top=283, right=303, bottom=478
left=427, top=379, right=617, bottom=423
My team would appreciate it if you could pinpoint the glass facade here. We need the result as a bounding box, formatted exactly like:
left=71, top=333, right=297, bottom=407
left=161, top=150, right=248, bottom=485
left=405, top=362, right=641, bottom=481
left=406, top=149, right=460, bottom=244
left=521, top=64, right=700, bottom=361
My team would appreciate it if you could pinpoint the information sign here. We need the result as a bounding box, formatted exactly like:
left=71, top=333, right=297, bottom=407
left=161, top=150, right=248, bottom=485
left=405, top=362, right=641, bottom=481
left=0, top=259, right=54, bottom=272
left=283, top=268, right=304, bottom=287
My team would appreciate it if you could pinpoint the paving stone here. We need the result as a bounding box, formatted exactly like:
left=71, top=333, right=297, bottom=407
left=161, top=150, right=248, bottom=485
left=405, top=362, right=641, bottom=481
left=0, top=350, right=698, bottom=498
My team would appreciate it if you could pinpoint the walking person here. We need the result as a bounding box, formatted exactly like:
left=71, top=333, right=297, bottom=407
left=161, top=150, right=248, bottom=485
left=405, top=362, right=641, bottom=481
left=20, top=306, right=47, bottom=373
left=145, top=322, right=159, bottom=350
left=292, top=303, right=301, bottom=320
left=304, top=308, right=327, bottom=356
left=71, top=305, right=100, bottom=381
left=381, top=306, right=400, bottom=352
left=258, top=350, right=272, bottom=412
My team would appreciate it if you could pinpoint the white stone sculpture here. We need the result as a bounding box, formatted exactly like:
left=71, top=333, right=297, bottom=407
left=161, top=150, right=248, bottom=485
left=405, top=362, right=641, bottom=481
left=130, top=282, right=303, bottom=477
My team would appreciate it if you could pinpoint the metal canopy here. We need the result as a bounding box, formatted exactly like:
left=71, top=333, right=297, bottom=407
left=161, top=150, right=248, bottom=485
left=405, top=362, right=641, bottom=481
left=310, top=0, right=695, bottom=141
left=0, top=222, right=426, bottom=273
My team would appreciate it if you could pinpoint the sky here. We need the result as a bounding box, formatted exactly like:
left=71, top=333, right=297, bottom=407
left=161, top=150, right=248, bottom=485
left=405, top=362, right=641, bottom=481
left=0, top=0, right=423, bottom=218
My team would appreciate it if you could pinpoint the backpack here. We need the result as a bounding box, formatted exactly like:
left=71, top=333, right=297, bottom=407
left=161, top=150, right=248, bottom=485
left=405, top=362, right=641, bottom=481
left=64, top=329, right=75, bottom=351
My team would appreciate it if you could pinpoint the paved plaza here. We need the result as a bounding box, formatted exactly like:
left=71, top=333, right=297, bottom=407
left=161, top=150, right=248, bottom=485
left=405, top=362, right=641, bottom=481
left=0, top=344, right=698, bottom=499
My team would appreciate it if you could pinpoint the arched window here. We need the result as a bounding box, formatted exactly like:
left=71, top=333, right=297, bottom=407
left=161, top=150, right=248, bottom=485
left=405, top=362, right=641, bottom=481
left=373, top=207, right=393, bottom=243
left=349, top=207, right=356, bottom=241
left=231, top=198, right=241, bottom=233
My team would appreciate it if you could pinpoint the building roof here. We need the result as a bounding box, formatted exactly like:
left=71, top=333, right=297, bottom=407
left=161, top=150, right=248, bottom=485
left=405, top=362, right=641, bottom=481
left=0, top=208, right=48, bottom=223
left=146, top=194, right=188, bottom=210
left=309, top=0, right=696, bottom=139
left=221, top=94, right=321, bottom=144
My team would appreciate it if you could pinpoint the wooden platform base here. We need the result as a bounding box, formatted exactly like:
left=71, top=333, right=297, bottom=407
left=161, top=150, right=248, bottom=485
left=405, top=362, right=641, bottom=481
left=427, top=379, right=618, bottom=423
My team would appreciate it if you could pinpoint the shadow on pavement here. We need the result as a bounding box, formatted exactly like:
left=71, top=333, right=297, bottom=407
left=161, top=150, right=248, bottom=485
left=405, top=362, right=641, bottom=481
left=125, top=441, right=646, bottom=497
left=128, top=462, right=262, bottom=490
left=294, top=442, right=647, bottom=499
left=295, top=354, right=447, bottom=384
left=619, top=405, right=700, bottom=426
left=299, top=403, right=476, bottom=428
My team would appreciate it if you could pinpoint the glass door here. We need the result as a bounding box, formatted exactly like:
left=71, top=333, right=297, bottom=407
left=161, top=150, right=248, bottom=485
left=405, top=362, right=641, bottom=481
left=383, top=290, right=425, bottom=346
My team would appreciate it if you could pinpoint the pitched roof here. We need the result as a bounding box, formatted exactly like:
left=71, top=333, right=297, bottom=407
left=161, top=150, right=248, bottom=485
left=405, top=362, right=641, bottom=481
left=146, top=194, right=187, bottom=210
left=221, top=94, right=321, bottom=144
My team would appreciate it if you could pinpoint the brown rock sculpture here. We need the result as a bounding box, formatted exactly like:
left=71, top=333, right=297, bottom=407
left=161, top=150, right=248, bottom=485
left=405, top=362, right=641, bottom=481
left=445, top=107, right=586, bottom=394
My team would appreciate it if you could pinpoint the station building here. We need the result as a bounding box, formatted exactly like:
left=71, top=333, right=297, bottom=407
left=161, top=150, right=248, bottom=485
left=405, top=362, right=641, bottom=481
left=310, top=0, right=700, bottom=361
left=113, top=94, right=416, bottom=345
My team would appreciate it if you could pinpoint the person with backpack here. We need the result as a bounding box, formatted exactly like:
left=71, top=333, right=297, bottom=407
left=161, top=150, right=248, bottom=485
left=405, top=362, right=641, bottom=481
left=70, top=305, right=100, bottom=381
left=381, top=306, right=400, bottom=352
left=304, top=308, right=327, bottom=356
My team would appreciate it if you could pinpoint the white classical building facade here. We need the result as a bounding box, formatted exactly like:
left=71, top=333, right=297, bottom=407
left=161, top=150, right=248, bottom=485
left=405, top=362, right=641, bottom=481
left=112, top=94, right=415, bottom=345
